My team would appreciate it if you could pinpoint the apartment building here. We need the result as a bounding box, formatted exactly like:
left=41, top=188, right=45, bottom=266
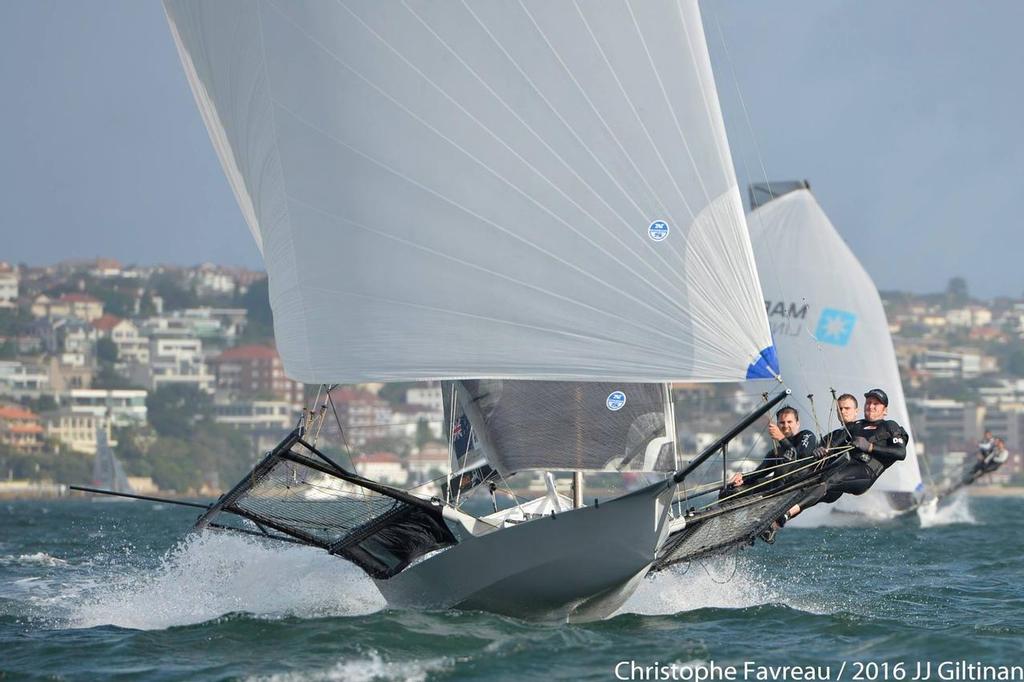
left=208, top=345, right=303, bottom=406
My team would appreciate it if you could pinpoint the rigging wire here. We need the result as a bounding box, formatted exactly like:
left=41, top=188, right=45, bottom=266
left=326, top=389, right=358, bottom=473
left=709, top=9, right=839, bottom=414
left=704, top=448, right=849, bottom=511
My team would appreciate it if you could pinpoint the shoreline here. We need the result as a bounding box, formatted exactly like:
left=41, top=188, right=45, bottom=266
left=968, top=485, right=1024, bottom=497
left=0, top=482, right=210, bottom=502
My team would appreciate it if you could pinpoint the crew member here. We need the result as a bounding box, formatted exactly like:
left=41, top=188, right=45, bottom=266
left=819, top=393, right=860, bottom=450
left=724, top=406, right=817, bottom=496
left=977, top=431, right=995, bottom=461
left=988, top=439, right=1010, bottom=473
left=721, top=406, right=816, bottom=543
left=786, top=388, right=908, bottom=519
left=969, top=436, right=1008, bottom=481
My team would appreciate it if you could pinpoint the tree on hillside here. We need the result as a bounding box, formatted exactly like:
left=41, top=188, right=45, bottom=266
left=92, top=364, right=139, bottom=390
left=415, top=417, right=433, bottom=448
left=146, top=385, right=213, bottom=437
left=1006, top=349, right=1024, bottom=378
left=945, top=277, right=970, bottom=306
left=377, top=382, right=418, bottom=405
left=237, top=277, right=274, bottom=342
left=150, top=272, right=199, bottom=311
left=96, top=337, right=118, bottom=363
left=0, top=306, right=34, bottom=338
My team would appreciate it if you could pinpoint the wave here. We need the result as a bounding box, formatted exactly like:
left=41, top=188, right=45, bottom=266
left=246, top=651, right=451, bottom=682
left=0, top=552, right=68, bottom=567
left=63, top=531, right=385, bottom=630
left=620, top=554, right=778, bottom=616
left=917, top=491, right=975, bottom=528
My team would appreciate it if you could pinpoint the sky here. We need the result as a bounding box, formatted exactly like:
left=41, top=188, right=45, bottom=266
left=1, top=1, right=1021, bottom=298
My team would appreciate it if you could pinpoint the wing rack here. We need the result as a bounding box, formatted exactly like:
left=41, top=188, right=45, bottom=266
left=193, top=430, right=457, bottom=579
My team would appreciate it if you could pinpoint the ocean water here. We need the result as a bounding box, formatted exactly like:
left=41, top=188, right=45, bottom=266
left=1, top=494, right=1021, bottom=681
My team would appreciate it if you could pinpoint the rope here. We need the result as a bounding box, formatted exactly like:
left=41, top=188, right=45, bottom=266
left=699, top=546, right=740, bottom=584
left=301, top=384, right=324, bottom=437
left=705, top=448, right=849, bottom=511
left=310, top=384, right=331, bottom=447
left=403, top=470, right=454, bottom=492
left=806, top=393, right=826, bottom=439
left=672, top=444, right=853, bottom=512
left=453, top=420, right=475, bottom=509
left=829, top=388, right=856, bottom=449
left=708, top=10, right=809, bottom=391
left=326, top=390, right=357, bottom=473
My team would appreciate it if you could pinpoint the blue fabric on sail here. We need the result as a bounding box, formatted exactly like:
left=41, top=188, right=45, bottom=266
left=745, top=345, right=780, bottom=380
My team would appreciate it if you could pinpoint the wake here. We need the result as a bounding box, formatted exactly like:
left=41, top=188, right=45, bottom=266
left=59, top=532, right=385, bottom=630
left=917, top=491, right=975, bottom=528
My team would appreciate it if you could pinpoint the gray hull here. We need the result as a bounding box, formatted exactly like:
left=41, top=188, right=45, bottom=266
left=374, top=480, right=674, bottom=622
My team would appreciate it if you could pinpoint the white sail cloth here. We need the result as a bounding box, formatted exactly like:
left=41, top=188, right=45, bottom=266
left=747, top=189, right=923, bottom=501
left=164, top=0, right=776, bottom=384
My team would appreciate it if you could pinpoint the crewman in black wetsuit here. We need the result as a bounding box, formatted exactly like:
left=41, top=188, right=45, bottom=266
left=721, top=407, right=816, bottom=543
left=787, top=388, right=908, bottom=520
left=724, top=406, right=817, bottom=497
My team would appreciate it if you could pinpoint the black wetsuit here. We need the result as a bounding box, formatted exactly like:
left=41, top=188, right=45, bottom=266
left=723, top=429, right=817, bottom=499
left=798, top=419, right=909, bottom=509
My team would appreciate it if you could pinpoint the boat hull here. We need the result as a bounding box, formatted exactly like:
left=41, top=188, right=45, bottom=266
left=374, top=480, right=674, bottom=622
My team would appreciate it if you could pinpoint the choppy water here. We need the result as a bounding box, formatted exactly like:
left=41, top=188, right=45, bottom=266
left=1, top=494, right=1021, bottom=680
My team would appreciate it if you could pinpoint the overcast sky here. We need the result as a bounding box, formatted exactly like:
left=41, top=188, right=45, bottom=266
left=2, top=1, right=1021, bottom=298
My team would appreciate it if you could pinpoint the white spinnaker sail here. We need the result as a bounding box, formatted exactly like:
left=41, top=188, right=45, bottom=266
left=748, top=189, right=923, bottom=508
left=164, top=0, right=776, bottom=385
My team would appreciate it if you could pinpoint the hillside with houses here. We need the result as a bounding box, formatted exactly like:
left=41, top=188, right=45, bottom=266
left=1, top=261, right=1022, bottom=497
left=0, top=259, right=447, bottom=497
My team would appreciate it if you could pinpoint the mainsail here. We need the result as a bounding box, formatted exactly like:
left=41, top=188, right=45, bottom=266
left=455, top=380, right=674, bottom=475
left=164, top=0, right=777, bottom=385
left=746, top=185, right=923, bottom=516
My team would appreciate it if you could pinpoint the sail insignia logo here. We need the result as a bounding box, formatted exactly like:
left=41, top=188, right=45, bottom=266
left=814, top=308, right=857, bottom=346
left=648, top=220, right=669, bottom=241
left=606, top=391, right=627, bottom=411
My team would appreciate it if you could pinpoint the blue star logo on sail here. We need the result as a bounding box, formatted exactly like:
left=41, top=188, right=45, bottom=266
left=814, top=308, right=857, bottom=346
left=648, top=220, right=669, bottom=242
left=606, top=391, right=626, bottom=411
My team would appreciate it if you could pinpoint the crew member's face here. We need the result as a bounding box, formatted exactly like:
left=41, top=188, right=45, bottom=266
left=864, top=397, right=887, bottom=421
left=837, top=399, right=858, bottom=424
left=777, top=412, right=799, bottom=438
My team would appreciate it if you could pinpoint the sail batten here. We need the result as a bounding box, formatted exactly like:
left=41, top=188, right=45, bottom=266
left=165, top=0, right=775, bottom=384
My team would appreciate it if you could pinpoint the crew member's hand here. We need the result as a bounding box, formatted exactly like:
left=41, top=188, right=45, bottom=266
left=812, top=446, right=828, bottom=459
left=852, top=436, right=872, bottom=453
left=729, top=472, right=744, bottom=487
left=767, top=423, right=784, bottom=441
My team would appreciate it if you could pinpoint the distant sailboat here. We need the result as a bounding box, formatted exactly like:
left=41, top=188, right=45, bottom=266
left=91, top=424, right=134, bottom=498
left=747, top=183, right=924, bottom=521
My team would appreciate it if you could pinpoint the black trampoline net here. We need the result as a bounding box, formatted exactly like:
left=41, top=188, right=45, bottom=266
left=652, top=489, right=807, bottom=571
left=194, top=432, right=457, bottom=579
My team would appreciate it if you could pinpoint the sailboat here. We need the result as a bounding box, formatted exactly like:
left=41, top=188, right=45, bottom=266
left=161, top=0, right=827, bottom=621
left=90, top=424, right=134, bottom=500
left=746, top=183, right=924, bottom=521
